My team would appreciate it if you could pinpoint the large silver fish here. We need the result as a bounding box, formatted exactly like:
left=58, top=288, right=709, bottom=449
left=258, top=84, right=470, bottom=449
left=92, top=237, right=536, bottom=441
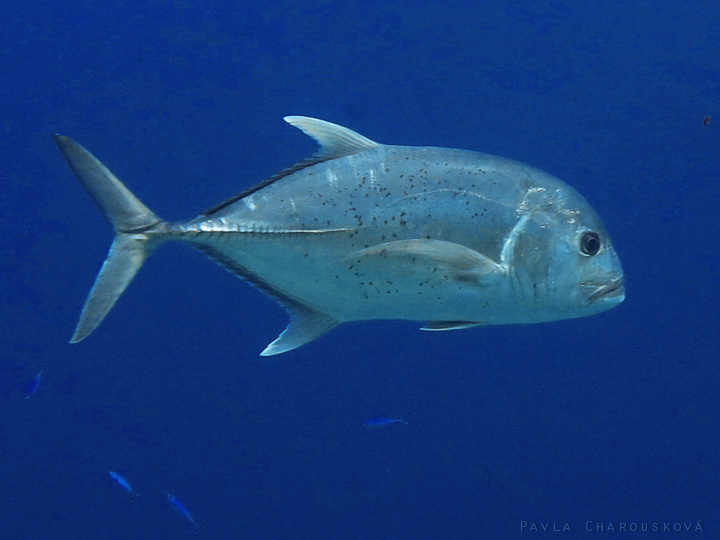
left=55, top=116, right=624, bottom=355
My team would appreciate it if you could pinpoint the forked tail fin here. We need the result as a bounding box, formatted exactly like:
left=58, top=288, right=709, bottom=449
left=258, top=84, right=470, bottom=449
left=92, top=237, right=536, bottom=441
left=54, top=135, right=167, bottom=342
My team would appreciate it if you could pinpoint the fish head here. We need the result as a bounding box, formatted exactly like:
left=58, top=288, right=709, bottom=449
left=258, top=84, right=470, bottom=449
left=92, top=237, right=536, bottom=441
left=509, top=185, right=625, bottom=321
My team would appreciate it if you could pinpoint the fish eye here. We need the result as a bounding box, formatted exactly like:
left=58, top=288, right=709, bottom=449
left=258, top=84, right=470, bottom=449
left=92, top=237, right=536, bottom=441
left=579, top=231, right=601, bottom=256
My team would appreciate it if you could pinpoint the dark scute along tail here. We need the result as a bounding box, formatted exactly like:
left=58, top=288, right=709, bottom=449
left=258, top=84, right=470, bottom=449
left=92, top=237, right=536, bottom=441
left=54, top=135, right=167, bottom=343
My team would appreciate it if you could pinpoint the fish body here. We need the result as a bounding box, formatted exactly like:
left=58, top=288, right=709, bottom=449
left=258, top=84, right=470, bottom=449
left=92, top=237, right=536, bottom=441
left=55, top=116, right=624, bottom=356
left=108, top=471, right=138, bottom=496
left=363, top=417, right=409, bottom=428
left=167, top=493, right=197, bottom=528
left=24, top=370, right=42, bottom=399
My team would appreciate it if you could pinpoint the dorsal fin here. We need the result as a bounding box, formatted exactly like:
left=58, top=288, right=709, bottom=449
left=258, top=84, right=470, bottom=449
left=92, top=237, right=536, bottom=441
left=283, top=116, right=380, bottom=159
left=201, top=116, right=381, bottom=217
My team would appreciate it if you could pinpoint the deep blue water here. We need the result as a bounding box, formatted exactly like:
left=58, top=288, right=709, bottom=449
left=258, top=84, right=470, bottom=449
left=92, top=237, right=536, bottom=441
left=2, top=2, right=718, bottom=538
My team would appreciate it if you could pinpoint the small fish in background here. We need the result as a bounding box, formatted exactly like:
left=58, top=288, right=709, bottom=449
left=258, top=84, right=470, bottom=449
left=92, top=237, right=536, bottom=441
left=167, top=493, right=197, bottom=528
left=703, top=115, right=711, bottom=126
left=24, top=370, right=43, bottom=399
left=108, top=471, right=139, bottom=496
left=362, top=416, right=409, bottom=429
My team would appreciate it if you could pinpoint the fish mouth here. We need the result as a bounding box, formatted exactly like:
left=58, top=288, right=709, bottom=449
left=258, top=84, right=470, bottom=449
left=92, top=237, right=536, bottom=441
left=586, top=277, right=625, bottom=303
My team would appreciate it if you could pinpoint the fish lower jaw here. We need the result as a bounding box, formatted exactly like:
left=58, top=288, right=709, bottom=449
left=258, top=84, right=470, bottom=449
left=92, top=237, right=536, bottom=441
left=586, top=277, right=625, bottom=303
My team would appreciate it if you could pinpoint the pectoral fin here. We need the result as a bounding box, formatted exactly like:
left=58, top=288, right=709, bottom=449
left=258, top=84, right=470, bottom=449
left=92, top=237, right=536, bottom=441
left=349, top=239, right=503, bottom=285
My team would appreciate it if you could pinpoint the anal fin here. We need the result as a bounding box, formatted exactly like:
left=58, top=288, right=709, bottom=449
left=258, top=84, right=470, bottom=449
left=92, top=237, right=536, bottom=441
left=189, top=243, right=338, bottom=357
left=261, top=305, right=338, bottom=356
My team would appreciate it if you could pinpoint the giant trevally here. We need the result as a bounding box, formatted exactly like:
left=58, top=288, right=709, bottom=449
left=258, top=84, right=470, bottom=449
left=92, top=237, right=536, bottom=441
left=54, top=116, right=624, bottom=356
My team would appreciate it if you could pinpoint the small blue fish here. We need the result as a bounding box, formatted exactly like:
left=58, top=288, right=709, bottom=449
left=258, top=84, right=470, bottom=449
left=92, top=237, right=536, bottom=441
left=24, top=370, right=43, bottom=399
left=362, top=416, right=409, bottom=428
left=108, top=471, right=138, bottom=496
left=167, top=493, right=197, bottom=528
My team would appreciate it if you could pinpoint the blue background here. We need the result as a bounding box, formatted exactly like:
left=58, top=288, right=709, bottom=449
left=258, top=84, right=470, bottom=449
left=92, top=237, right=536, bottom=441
left=1, top=1, right=718, bottom=538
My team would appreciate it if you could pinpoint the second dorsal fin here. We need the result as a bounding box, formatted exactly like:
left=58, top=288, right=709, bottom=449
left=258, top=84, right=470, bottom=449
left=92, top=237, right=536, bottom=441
left=284, top=116, right=380, bottom=159
left=201, top=116, right=382, bottom=216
